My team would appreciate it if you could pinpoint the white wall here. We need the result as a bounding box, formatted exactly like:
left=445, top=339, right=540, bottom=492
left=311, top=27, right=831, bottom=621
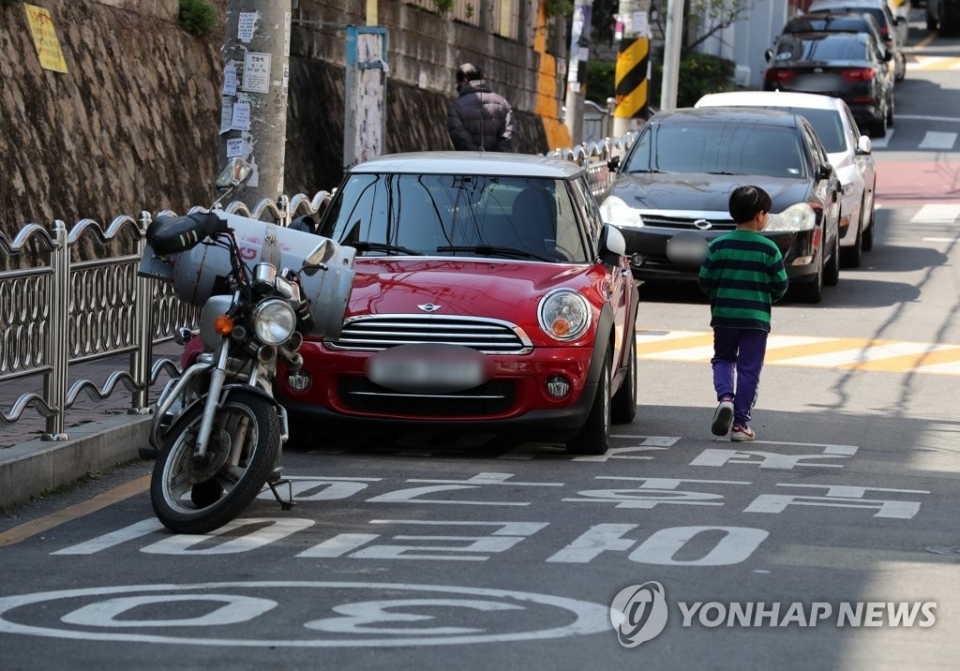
left=699, top=1, right=792, bottom=90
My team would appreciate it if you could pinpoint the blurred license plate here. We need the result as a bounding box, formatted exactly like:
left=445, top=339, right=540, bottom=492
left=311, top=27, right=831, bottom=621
left=366, top=343, right=488, bottom=393
left=793, top=74, right=843, bottom=92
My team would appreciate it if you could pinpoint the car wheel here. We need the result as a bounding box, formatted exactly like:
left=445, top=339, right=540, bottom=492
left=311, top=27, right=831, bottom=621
left=824, top=223, right=840, bottom=286
left=896, top=54, right=906, bottom=82
left=887, top=94, right=895, bottom=126
left=611, top=335, right=637, bottom=424
left=861, top=197, right=876, bottom=252
left=841, top=199, right=864, bottom=268
left=566, top=351, right=612, bottom=455
left=927, top=13, right=938, bottom=31
left=872, top=112, right=887, bottom=139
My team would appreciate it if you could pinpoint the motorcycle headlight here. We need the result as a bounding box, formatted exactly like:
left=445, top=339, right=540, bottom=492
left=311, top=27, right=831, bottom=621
left=765, top=202, right=816, bottom=232
left=539, top=289, right=591, bottom=342
left=599, top=195, right=644, bottom=229
left=251, top=298, right=297, bottom=345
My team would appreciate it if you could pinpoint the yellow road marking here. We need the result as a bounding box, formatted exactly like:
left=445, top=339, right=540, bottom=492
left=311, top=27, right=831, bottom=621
left=635, top=333, right=713, bottom=354
left=0, top=475, right=149, bottom=548
left=764, top=338, right=881, bottom=362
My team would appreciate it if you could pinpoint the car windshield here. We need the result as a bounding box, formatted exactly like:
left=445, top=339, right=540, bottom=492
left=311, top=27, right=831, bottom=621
left=774, top=34, right=868, bottom=61
left=624, top=120, right=809, bottom=179
left=318, top=173, right=590, bottom=263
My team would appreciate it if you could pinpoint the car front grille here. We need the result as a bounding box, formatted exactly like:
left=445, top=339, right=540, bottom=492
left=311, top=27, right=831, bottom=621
left=338, top=378, right=516, bottom=416
left=639, top=212, right=737, bottom=230
left=326, top=315, right=533, bottom=354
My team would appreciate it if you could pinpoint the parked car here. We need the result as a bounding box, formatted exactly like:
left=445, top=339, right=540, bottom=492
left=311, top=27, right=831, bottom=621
left=763, top=31, right=895, bottom=138
left=277, top=152, right=639, bottom=456
left=807, top=0, right=907, bottom=80
left=695, top=90, right=877, bottom=267
left=926, top=0, right=960, bottom=34
left=780, top=11, right=891, bottom=63
left=598, top=107, right=842, bottom=303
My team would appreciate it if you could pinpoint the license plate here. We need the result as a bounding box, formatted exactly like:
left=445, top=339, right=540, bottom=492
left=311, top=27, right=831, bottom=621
left=366, top=343, right=489, bottom=393
left=793, top=74, right=842, bottom=92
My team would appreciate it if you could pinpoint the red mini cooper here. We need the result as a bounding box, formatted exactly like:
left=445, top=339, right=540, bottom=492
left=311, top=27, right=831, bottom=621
left=277, top=152, right=639, bottom=455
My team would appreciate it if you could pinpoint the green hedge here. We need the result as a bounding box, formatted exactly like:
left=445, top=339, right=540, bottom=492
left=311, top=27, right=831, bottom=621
left=179, top=0, right=217, bottom=37
left=586, top=51, right=735, bottom=111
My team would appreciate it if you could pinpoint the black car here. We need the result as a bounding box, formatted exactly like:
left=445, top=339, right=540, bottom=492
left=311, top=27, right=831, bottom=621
left=780, top=11, right=890, bottom=60
left=806, top=0, right=906, bottom=80
left=763, top=31, right=894, bottom=138
left=599, top=107, right=842, bottom=303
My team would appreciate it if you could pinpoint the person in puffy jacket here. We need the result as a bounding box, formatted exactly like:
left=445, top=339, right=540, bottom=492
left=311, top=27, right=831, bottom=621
left=447, top=63, right=515, bottom=152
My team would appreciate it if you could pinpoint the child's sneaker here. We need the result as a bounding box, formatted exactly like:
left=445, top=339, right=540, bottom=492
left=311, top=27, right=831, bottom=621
left=711, top=398, right=734, bottom=436
left=731, top=424, right=756, bottom=442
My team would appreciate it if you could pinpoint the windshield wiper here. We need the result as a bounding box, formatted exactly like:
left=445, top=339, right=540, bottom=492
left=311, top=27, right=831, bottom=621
left=349, top=241, right=422, bottom=256
left=628, top=168, right=669, bottom=174
left=436, top=245, right=552, bottom=262
left=706, top=171, right=739, bottom=175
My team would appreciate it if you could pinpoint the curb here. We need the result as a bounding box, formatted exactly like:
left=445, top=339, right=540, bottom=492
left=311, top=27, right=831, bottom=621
left=0, top=416, right=151, bottom=510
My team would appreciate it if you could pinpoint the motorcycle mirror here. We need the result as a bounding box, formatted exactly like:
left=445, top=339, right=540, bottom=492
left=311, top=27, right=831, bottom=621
left=302, top=239, right=335, bottom=276
left=215, top=157, right=254, bottom=193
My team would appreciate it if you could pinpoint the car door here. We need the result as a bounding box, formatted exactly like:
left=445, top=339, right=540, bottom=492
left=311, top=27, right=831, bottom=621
left=843, top=102, right=876, bottom=212
left=802, top=121, right=841, bottom=249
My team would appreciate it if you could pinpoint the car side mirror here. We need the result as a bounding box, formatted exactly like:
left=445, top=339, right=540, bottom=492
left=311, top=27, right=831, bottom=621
left=598, top=223, right=626, bottom=267
left=764, top=48, right=774, bottom=62
left=856, top=135, right=873, bottom=155
left=607, top=156, right=621, bottom=173
left=819, top=162, right=833, bottom=180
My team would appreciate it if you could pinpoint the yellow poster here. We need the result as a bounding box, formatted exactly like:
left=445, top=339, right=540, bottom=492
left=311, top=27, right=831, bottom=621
left=24, top=4, right=68, bottom=73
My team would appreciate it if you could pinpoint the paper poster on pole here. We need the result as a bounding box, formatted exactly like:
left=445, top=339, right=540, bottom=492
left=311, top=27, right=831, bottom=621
left=220, top=99, right=234, bottom=134
left=237, top=12, right=257, bottom=43
left=243, top=52, right=271, bottom=93
left=225, top=138, right=244, bottom=158
left=231, top=101, right=251, bottom=131
left=222, top=62, right=237, bottom=97
left=24, top=4, right=68, bottom=73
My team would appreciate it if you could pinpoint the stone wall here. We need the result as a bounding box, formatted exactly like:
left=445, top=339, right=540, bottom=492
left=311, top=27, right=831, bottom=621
left=0, top=0, right=563, bottom=242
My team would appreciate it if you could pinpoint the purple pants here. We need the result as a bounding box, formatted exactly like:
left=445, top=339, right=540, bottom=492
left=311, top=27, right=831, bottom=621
left=711, top=327, right=768, bottom=426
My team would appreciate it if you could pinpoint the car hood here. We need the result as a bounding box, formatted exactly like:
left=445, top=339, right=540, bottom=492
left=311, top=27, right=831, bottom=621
left=345, top=257, right=598, bottom=319
left=608, top=172, right=812, bottom=214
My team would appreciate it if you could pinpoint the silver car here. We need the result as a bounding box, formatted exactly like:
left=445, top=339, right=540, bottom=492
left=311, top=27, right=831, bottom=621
left=696, top=90, right=877, bottom=267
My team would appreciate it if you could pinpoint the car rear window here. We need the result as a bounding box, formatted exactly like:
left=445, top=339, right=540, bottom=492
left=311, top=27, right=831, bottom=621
left=809, top=6, right=889, bottom=29
left=319, top=173, right=590, bottom=263
left=783, top=16, right=870, bottom=33
left=773, top=34, right=867, bottom=61
left=625, top=121, right=809, bottom=179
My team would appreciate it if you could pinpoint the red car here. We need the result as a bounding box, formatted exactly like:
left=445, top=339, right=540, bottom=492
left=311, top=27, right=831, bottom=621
left=278, top=152, right=639, bottom=455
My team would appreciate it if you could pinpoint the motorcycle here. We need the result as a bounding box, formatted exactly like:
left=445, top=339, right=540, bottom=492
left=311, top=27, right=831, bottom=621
left=138, top=158, right=356, bottom=534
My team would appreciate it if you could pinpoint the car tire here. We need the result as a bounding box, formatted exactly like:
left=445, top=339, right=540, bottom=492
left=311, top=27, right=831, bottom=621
left=566, top=351, right=612, bottom=455
left=887, top=94, right=895, bottom=126
left=861, top=198, right=875, bottom=252
left=896, top=54, right=906, bottom=82
left=872, top=112, right=887, bottom=139
left=611, top=335, right=637, bottom=424
left=841, top=199, right=864, bottom=268
left=824, top=224, right=840, bottom=286
left=927, top=13, right=938, bottom=30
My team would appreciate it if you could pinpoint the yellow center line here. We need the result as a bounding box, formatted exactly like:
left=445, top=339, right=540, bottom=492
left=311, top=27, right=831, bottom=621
left=0, top=475, right=150, bottom=548
left=838, top=346, right=960, bottom=372
left=764, top=338, right=882, bottom=362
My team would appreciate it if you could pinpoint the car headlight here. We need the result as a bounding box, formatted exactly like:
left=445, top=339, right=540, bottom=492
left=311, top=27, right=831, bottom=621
left=539, top=289, right=591, bottom=342
left=251, top=298, right=297, bottom=345
left=765, top=202, right=816, bottom=232
left=600, top=195, right=644, bottom=229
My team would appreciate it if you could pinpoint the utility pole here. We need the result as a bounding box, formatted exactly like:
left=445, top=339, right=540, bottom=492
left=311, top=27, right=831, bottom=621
left=612, top=0, right=651, bottom=138
left=564, top=0, right=593, bottom=146
left=220, top=1, right=292, bottom=206
left=659, top=0, right=685, bottom=111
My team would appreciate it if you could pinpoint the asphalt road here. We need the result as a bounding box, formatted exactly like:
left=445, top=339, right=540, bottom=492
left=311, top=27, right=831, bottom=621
left=0, top=14, right=959, bottom=671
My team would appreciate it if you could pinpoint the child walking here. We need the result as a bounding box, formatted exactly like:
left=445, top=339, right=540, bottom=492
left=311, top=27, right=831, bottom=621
left=698, top=186, right=789, bottom=441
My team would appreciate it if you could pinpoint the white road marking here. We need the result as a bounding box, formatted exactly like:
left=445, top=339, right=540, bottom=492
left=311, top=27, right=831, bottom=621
left=917, top=131, right=957, bottom=150
left=910, top=204, right=960, bottom=224
left=870, top=129, right=892, bottom=149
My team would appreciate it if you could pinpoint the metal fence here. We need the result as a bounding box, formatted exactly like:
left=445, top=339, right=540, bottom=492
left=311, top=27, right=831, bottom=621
left=0, top=139, right=634, bottom=443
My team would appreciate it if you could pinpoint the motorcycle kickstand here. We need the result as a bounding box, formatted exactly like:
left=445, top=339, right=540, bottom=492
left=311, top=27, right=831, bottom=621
left=266, top=472, right=297, bottom=511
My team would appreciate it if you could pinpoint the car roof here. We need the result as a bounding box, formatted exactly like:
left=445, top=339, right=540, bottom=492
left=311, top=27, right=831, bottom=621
left=648, top=106, right=803, bottom=128
left=696, top=91, right=845, bottom=112
left=346, top=151, right=585, bottom=180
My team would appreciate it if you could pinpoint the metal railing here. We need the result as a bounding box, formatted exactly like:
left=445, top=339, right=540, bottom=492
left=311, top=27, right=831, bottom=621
left=0, top=139, right=634, bottom=444
left=0, top=191, right=332, bottom=441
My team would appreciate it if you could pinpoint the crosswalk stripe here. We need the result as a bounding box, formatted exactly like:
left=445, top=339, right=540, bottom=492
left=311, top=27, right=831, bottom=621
left=870, top=129, right=892, bottom=149
left=910, top=204, right=960, bottom=224
left=918, top=131, right=957, bottom=150
left=635, top=329, right=960, bottom=376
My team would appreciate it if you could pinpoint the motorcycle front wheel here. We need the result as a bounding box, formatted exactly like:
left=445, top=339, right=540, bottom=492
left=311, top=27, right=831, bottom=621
left=151, top=390, right=281, bottom=534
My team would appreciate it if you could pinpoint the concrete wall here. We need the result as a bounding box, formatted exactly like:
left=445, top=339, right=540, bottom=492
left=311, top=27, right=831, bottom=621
left=0, top=0, right=567, bottom=245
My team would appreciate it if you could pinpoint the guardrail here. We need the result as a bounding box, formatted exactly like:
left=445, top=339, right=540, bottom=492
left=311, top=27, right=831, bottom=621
left=0, top=139, right=635, bottom=443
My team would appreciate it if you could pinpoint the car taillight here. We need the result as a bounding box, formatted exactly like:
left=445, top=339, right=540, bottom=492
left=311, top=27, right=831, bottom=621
left=765, top=69, right=795, bottom=84
left=879, top=25, right=890, bottom=37
left=842, top=68, right=875, bottom=81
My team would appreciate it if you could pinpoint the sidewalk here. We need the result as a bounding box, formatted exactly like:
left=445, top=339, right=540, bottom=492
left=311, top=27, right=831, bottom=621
left=0, top=343, right=180, bottom=510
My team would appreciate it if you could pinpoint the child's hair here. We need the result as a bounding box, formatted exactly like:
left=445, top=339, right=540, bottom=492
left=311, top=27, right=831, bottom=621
left=729, top=185, right=772, bottom=224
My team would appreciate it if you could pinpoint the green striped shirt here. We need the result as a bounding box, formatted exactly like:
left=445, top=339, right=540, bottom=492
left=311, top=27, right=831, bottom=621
left=698, top=230, right=788, bottom=332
